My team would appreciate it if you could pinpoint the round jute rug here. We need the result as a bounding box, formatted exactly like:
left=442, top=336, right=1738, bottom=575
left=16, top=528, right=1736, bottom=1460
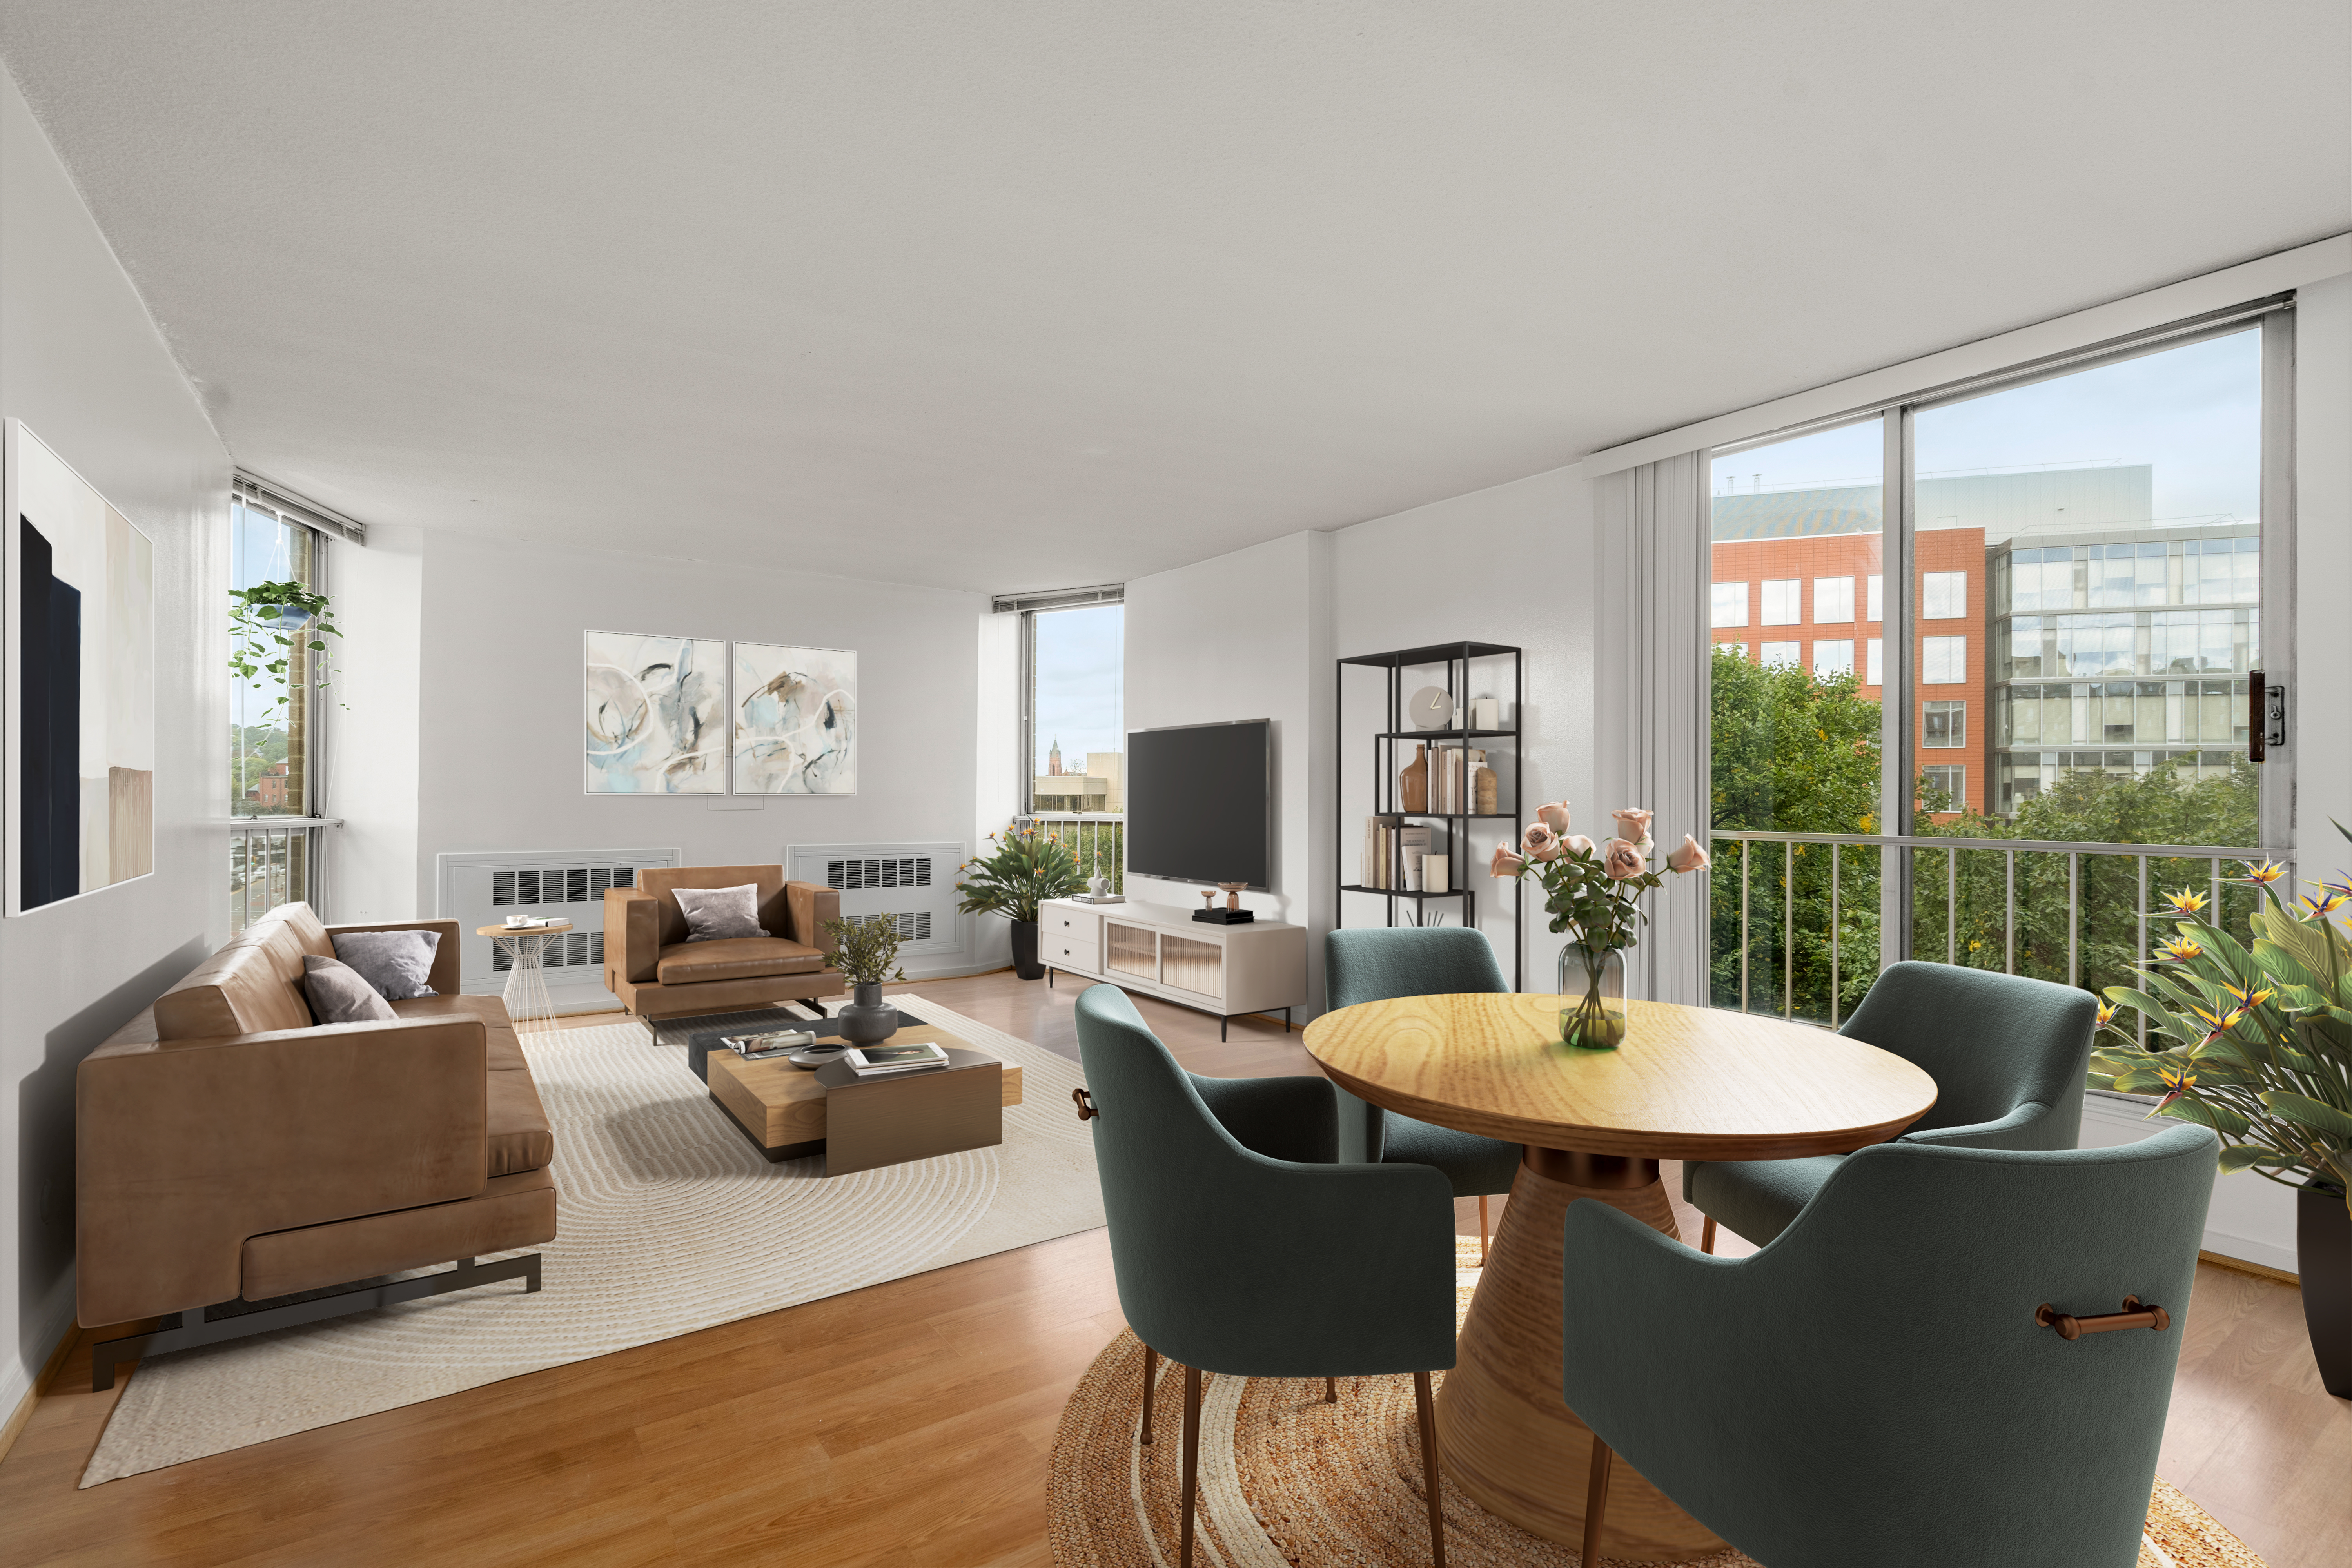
left=1048, top=1240, right=2267, bottom=1568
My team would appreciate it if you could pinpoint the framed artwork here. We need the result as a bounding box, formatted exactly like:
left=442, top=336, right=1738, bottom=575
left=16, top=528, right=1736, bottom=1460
left=732, top=642, right=856, bottom=795
left=3, top=420, right=156, bottom=914
left=583, top=630, right=726, bottom=794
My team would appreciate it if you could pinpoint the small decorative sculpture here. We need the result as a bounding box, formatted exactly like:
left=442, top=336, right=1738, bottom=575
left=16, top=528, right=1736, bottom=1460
left=1201, top=889, right=1218, bottom=910
left=1218, top=881, right=1247, bottom=910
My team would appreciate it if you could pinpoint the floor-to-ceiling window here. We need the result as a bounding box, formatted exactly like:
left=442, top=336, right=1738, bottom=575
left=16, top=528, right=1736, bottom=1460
left=229, top=488, right=329, bottom=930
left=1708, top=313, right=2283, bottom=1027
left=1020, top=593, right=1126, bottom=888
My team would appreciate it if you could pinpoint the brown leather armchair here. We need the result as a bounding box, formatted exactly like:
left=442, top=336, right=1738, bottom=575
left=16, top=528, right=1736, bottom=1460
left=603, top=864, right=844, bottom=1021
left=77, top=902, right=556, bottom=1389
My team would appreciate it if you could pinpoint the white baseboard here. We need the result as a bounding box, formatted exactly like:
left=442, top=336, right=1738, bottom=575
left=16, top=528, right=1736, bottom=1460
left=2079, top=1092, right=2300, bottom=1276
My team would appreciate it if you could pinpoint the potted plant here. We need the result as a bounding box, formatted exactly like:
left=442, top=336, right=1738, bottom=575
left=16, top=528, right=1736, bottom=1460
left=1491, top=803, right=1709, bottom=1049
left=956, top=822, right=1084, bottom=980
left=822, top=915, right=908, bottom=1045
left=228, top=580, right=341, bottom=721
left=2091, top=828, right=2351, bottom=1397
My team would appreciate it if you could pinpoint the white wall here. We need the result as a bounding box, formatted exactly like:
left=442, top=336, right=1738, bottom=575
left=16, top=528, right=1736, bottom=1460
left=970, top=608, right=1020, bottom=973
left=402, top=533, right=988, bottom=979
left=1333, top=465, right=1597, bottom=995
left=0, top=67, right=229, bottom=1409
left=329, top=521, right=422, bottom=922
left=1124, top=531, right=1337, bottom=1012
left=2292, top=272, right=2351, bottom=868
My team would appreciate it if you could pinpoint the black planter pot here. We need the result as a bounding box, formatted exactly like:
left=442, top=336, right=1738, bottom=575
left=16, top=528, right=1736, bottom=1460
left=1010, top=919, right=1044, bottom=981
left=2299, top=1181, right=2349, bottom=1399
left=837, top=980, right=898, bottom=1045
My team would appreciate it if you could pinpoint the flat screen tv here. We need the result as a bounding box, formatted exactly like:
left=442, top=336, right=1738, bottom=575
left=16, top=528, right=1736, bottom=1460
left=1124, top=720, right=1271, bottom=890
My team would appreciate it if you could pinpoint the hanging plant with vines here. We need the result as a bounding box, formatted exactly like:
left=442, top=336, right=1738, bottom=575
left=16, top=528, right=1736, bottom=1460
left=228, top=581, right=343, bottom=723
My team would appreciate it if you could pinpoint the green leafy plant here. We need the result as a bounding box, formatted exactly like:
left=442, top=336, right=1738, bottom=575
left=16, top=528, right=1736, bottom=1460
left=822, top=915, right=909, bottom=986
left=229, top=581, right=341, bottom=723
left=955, top=822, right=1085, bottom=924
left=2092, top=825, right=2352, bottom=1211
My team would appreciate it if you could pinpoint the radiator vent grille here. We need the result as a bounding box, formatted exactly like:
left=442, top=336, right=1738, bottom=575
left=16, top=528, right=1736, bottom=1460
left=441, top=848, right=675, bottom=1002
left=791, top=840, right=965, bottom=963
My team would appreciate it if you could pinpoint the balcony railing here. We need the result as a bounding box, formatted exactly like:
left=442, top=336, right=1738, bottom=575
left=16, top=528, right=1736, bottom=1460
left=1020, top=813, right=1125, bottom=893
left=231, top=817, right=332, bottom=933
left=1709, top=828, right=2283, bottom=1045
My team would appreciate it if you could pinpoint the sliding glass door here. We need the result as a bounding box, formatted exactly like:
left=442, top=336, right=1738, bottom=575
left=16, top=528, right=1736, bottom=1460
left=1708, top=312, right=2287, bottom=1025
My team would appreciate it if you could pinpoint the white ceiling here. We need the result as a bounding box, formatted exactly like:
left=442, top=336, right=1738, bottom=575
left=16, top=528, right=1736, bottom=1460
left=2, top=3, right=2345, bottom=593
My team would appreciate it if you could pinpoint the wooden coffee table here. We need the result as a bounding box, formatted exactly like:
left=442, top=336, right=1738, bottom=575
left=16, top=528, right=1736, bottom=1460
left=703, top=1022, right=1025, bottom=1175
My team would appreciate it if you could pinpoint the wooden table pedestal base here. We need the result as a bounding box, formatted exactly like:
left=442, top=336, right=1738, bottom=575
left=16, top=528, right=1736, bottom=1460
left=1434, top=1148, right=1730, bottom=1557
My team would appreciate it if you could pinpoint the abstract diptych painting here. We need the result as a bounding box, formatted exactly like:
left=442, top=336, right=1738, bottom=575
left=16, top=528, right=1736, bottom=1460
left=732, top=642, right=857, bottom=795
left=582, top=630, right=727, bottom=793
left=4, top=421, right=155, bottom=914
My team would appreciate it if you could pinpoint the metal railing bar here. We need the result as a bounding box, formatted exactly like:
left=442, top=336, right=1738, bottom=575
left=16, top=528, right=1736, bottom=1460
left=1740, top=843, right=1751, bottom=1013
left=1946, top=849, right=1956, bottom=966
left=2068, top=853, right=2080, bottom=990
left=1783, top=840, right=1794, bottom=1020
left=1829, top=842, right=1841, bottom=1029
left=2209, top=857, right=2223, bottom=922
left=2004, top=850, right=2016, bottom=976
left=2136, top=856, right=2149, bottom=1049
left=1710, top=829, right=2271, bottom=858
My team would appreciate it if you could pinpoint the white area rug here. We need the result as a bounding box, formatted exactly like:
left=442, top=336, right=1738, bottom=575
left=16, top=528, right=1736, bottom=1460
left=82, top=994, right=1102, bottom=1486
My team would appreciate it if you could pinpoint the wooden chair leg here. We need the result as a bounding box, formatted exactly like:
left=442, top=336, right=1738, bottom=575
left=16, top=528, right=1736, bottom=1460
left=1413, top=1369, right=1447, bottom=1568
left=1478, top=1195, right=1490, bottom=1263
left=1582, top=1435, right=1614, bottom=1568
left=1141, top=1344, right=1158, bottom=1444
left=1180, top=1363, right=1202, bottom=1568
left=1324, top=1375, right=1337, bottom=1403
left=1700, top=1216, right=1717, bottom=1255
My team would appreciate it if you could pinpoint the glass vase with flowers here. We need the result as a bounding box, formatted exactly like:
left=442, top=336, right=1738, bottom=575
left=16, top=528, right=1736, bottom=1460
left=1490, top=803, right=1710, bottom=1049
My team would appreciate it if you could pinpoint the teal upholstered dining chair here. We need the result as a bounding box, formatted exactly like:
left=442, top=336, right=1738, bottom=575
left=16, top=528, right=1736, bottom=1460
left=1324, top=927, right=1524, bottom=1259
left=1684, top=960, right=2098, bottom=1252
left=1073, top=982, right=1459, bottom=1568
left=1564, top=1124, right=2218, bottom=1568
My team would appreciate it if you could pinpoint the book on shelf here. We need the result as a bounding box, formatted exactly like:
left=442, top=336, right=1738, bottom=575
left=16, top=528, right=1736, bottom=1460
left=1396, top=824, right=1431, bottom=891
left=843, top=1041, right=951, bottom=1076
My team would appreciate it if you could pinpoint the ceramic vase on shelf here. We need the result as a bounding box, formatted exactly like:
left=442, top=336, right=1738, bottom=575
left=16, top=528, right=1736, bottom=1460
left=1471, top=750, right=1498, bottom=815
left=1399, top=744, right=1429, bottom=813
left=838, top=980, right=898, bottom=1044
left=1557, top=940, right=1626, bottom=1050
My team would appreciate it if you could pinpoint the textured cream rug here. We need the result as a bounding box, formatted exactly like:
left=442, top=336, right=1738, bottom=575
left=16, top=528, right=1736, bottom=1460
left=82, top=993, right=1101, bottom=1486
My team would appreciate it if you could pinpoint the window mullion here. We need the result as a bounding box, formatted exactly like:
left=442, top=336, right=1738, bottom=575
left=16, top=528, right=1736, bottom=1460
left=1880, top=408, right=1916, bottom=969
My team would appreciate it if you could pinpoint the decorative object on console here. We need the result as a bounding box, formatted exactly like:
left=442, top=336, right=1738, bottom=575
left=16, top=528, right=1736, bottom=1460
left=671, top=881, right=766, bottom=941
left=583, top=629, right=725, bottom=794
left=1491, top=803, right=1704, bottom=1050
left=2090, top=828, right=2352, bottom=1397
left=956, top=822, right=1085, bottom=980
left=824, top=912, right=909, bottom=1044
left=1219, top=881, right=1247, bottom=910
left=5, top=420, right=156, bottom=912
left=328, top=927, right=442, bottom=999
left=1397, top=744, right=1428, bottom=813
left=732, top=640, right=857, bottom=794
left=300, top=954, right=397, bottom=1024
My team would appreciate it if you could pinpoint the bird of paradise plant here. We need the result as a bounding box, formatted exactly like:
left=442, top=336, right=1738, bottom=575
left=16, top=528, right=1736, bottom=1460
left=2091, top=824, right=2352, bottom=1214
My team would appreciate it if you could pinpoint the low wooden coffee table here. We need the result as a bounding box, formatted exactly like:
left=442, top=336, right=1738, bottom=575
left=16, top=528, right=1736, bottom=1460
left=702, top=1022, right=1025, bottom=1175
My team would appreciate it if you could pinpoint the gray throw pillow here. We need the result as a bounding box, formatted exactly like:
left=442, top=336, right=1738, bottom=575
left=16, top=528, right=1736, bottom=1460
left=673, top=882, right=765, bottom=942
left=303, top=954, right=397, bottom=1024
left=330, top=928, right=441, bottom=1000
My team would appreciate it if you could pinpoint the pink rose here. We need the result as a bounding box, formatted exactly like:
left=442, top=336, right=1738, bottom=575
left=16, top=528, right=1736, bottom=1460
left=1522, top=824, right=1564, bottom=862
left=1489, top=841, right=1526, bottom=878
left=1611, top=809, right=1654, bottom=847
left=1601, top=838, right=1646, bottom=880
left=1535, top=802, right=1571, bottom=835
left=1667, top=834, right=1711, bottom=874
left=1562, top=834, right=1595, bottom=857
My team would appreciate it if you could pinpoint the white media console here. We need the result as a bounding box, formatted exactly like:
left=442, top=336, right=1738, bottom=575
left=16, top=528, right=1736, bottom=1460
left=1040, top=897, right=1310, bottom=1040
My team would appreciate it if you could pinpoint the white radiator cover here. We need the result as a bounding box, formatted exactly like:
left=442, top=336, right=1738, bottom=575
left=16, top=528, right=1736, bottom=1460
left=786, top=840, right=970, bottom=973
left=435, top=848, right=680, bottom=1013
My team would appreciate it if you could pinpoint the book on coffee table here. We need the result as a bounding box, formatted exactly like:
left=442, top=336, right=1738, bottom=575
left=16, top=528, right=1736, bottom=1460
left=723, top=1029, right=818, bottom=1059
left=842, top=1041, right=950, bottom=1077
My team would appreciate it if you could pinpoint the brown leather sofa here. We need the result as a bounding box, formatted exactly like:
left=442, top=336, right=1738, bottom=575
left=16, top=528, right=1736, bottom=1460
left=77, top=902, right=556, bottom=1387
left=603, top=864, right=844, bottom=1020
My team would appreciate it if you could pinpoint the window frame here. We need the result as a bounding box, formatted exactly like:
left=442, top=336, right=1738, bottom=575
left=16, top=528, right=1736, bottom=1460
left=1015, top=591, right=1127, bottom=819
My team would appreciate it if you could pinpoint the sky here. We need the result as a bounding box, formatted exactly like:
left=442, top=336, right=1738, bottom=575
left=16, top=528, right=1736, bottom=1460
left=1033, top=603, right=1124, bottom=773
left=1711, top=326, right=2263, bottom=525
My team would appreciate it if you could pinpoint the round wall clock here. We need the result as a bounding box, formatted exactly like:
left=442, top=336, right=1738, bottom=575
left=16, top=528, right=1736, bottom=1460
left=1408, top=686, right=1455, bottom=730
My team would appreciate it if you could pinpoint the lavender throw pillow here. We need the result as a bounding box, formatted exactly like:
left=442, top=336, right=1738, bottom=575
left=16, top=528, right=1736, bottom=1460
left=330, top=929, right=441, bottom=1000
left=302, top=954, right=397, bottom=1024
left=673, top=882, right=766, bottom=941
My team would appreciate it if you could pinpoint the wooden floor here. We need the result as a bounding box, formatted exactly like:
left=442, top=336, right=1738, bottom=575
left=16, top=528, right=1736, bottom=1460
left=3, top=970, right=2343, bottom=1566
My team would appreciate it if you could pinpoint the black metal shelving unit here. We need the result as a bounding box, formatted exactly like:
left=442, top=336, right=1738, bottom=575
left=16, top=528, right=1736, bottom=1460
left=1336, top=641, right=1524, bottom=989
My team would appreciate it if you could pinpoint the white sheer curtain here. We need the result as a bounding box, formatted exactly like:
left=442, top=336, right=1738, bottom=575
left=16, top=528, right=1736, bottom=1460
left=1592, top=451, right=1710, bottom=1005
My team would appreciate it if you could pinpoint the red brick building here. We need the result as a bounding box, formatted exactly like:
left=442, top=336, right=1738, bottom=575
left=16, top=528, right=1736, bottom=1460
left=1710, top=484, right=1987, bottom=816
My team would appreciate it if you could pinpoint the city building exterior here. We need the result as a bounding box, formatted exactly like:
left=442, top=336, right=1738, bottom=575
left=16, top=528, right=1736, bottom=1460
left=1708, top=463, right=2250, bottom=818
left=1033, top=743, right=1125, bottom=814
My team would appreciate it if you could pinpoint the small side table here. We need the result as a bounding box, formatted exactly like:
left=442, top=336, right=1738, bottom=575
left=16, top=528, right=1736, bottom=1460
left=477, top=921, right=573, bottom=1029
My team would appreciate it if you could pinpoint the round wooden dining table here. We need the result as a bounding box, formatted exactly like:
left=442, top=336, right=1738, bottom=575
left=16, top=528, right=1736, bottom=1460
left=1303, top=991, right=1938, bottom=1556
